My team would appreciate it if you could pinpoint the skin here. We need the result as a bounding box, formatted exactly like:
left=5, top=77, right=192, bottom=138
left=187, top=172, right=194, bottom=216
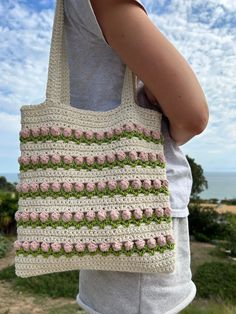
left=90, top=0, right=209, bottom=146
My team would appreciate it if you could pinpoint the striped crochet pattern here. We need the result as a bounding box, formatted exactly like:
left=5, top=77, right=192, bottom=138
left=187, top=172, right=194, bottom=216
left=14, top=0, right=176, bottom=278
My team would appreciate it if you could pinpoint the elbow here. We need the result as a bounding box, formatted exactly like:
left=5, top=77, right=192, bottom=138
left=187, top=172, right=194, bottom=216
left=191, top=101, right=209, bottom=135
left=181, top=100, right=209, bottom=136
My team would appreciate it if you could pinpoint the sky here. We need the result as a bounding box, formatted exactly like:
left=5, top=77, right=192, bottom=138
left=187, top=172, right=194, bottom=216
left=0, top=0, right=235, bottom=174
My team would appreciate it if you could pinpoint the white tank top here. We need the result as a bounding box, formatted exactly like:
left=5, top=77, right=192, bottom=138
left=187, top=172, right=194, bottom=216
left=64, top=0, right=192, bottom=217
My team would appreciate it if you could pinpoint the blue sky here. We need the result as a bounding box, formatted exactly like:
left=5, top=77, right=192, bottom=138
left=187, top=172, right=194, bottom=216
left=0, top=0, right=236, bottom=173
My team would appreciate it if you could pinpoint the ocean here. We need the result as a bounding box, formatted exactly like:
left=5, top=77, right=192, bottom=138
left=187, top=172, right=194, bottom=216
left=1, top=172, right=235, bottom=201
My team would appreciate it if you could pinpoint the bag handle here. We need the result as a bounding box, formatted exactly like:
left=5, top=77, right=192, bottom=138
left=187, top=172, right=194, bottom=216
left=45, top=0, right=137, bottom=107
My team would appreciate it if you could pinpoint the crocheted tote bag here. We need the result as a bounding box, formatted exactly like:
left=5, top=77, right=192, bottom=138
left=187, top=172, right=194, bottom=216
left=14, top=0, right=176, bottom=278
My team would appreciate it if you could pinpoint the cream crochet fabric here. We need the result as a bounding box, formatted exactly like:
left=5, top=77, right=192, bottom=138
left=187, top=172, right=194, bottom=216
left=14, top=0, right=176, bottom=278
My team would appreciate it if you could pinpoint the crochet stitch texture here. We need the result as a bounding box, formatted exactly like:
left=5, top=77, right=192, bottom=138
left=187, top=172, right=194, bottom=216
left=14, top=0, right=176, bottom=277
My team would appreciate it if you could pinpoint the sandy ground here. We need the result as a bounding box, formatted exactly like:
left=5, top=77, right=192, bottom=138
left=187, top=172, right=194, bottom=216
left=0, top=243, right=86, bottom=314
left=200, top=203, right=236, bottom=214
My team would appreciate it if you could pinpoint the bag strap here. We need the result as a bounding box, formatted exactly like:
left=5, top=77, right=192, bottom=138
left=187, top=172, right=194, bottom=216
left=45, top=0, right=138, bottom=107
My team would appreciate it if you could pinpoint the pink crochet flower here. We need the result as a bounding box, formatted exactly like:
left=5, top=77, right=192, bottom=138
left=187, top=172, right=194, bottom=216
left=124, top=240, right=134, bottom=251
left=30, top=212, right=39, bottom=222
left=143, top=128, right=151, bottom=137
left=40, top=182, right=50, bottom=192
left=22, top=241, right=30, bottom=251
left=51, top=212, right=61, bottom=222
left=129, top=151, right=138, bottom=161
left=148, top=152, right=157, bottom=162
left=21, top=211, right=30, bottom=222
left=142, top=179, right=152, bottom=190
left=51, top=242, right=62, bottom=252
left=144, top=208, right=154, bottom=218
left=112, top=242, right=122, bottom=251
left=106, top=129, right=114, bottom=138
left=107, top=180, right=117, bottom=191
left=63, top=242, right=73, bottom=253
left=166, top=235, right=175, bottom=245
left=74, top=211, right=84, bottom=222
left=63, top=127, right=72, bottom=137
left=97, top=155, right=106, bottom=165
left=117, top=151, right=126, bottom=161
left=139, top=152, right=148, bottom=162
left=131, top=179, right=142, bottom=190
left=30, top=241, right=40, bottom=251
left=74, top=182, right=84, bottom=192
left=39, top=211, right=49, bottom=223
left=31, top=127, right=40, bottom=137
left=87, top=242, right=98, bottom=252
left=62, top=182, right=73, bottom=192
left=62, top=211, right=73, bottom=222
left=155, top=207, right=164, bottom=217
left=40, top=154, right=49, bottom=165
left=147, top=237, right=156, bottom=249
left=157, top=235, right=166, bottom=247
left=114, top=126, right=123, bottom=135
left=20, top=156, right=30, bottom=165
left=21, top=183, right=30, bottom=193
left=99, top=243, right=110, bottom=252
left=20, top=128, right=30, bottom=138
left=133, top=208, right=143, bottom=220
left=135, top=239, right=146, bottom=250
left=97, top=181, right=106, bottom=192
left=75, top=241, right=85, bottom=252
left=162, top=179, right=169, bottom=188
left=110, top=210, right=120, bottom=221
left=63, top=155, right=73, bottom=164
left=51, top=154, right=61, bottom=165
left=122, top=210, right=131, bottom=220
left=30, top=182, right=39, bottom=192
left=85, top=130, right=94, bottom=140
left=135, top=124, right=143, bottom=133
left=75, top=156, right=84, bottom=165
left=50, top=126, right=61, bottom=137
left=164, top=207, right=172, bottom=217
left=30, top=155, right=39, bottom=165
left=40, top=126, right=50, bottom=136
left=97, top=210, right=107, bottom=221
left=13, top=240, right=22, bottom=250
left=86, top=182, right=95, bottom=192
left=74, top=128, right=83, bottom=139
left=86, top=210, right=96, bottom=222
left=16, top=184, right=21, bottom=193
left=119, top=179, right=129, bottom=191
left=153, top=179, right=162, bottom=189
left=86, top=156, right=95, bottom=165
left=96, top=130, right=105, bottom=140
left=152, top=130, right=161, bottom=140
left=158, top=153, right=166, bottom=163
left=125, top=122, right=135, bottom=132
left=14, top=211, right=21, bottom=222
left=107, top=152, right=116, bottom=163
left=41, top=242, right=50, bottom=252
left=51, top=182, right=61, bottom=192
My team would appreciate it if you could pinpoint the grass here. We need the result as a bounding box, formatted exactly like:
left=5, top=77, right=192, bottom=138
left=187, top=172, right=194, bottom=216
left=0, top=264, right=80, bottom=299
left=0, top=234, right=11, bottom=258
left=182, top=298, right=236, bottom=314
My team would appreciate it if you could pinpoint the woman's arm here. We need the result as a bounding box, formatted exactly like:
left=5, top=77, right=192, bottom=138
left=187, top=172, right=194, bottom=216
left=90, top=0, right=209, bottom=146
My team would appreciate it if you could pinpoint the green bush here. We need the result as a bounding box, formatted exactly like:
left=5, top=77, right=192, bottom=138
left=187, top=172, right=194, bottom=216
left=194, top=232, right=211, bottom=243
left=0, top=264, right=80, bottom=298
left=189, top=203, right=228, bottom=241
left=193, top=262, right=236, bottom=304
left=0, top=234, right=11, bottom=258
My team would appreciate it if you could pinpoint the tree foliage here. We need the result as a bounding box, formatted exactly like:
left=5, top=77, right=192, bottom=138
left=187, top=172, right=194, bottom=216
left=186, top=155, right=208, bottom=199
